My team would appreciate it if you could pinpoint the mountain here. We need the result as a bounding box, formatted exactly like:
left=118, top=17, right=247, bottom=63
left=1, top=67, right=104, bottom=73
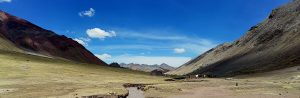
left=167, top=0, right=300, bottom=76
left=120, top=63, right=175, bottom=72
left=0, top=11, right=107, bottom=65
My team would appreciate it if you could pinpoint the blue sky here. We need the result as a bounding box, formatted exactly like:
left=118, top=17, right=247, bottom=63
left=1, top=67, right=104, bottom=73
left=0, top=0, right=290, bottom=67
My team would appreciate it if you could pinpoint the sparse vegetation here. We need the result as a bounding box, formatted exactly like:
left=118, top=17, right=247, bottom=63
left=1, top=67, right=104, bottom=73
left=0, top=51, right=166, bottom=98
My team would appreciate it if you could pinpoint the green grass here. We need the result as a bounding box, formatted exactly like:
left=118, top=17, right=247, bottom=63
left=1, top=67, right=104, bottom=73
left=0, top=50, right=166, bottom=98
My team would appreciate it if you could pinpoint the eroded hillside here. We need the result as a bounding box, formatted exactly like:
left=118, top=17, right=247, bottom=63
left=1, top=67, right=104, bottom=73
left=167, top=0, right=300, bottom=76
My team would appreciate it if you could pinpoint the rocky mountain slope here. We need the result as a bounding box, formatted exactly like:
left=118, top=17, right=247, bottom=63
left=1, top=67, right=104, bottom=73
left=0, top=11, right=107, bottom=65
left=167, top=0, right=300, bottom=76
left=120, top=63, right=175, bottom=72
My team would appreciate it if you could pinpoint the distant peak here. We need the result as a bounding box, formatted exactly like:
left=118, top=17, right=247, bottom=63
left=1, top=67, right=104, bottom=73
left=161, top=63, right=167, bottom=65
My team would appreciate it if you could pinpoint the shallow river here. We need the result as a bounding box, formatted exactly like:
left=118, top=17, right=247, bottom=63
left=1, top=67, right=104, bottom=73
left=126, top=87, right=145, bottom=98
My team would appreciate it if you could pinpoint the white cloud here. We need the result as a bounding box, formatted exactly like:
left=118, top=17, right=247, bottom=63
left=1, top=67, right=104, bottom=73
left=79, top=8, right=95, bottom=17
left=175, top=43, right=216, bottom=54
left=99, top=44, right=157, bottom=50
left=107, top=55, right=191, bottom=67
left=121, top=32, right=188, bottom=40
left=97, top=40, right=216, bottom=55
left=79, top=37, right=91, bottom=42
left=66, top=30, right=76, bottom=34
left=174, top=48, right=186, bottom=54
left=73, top=37, right=91, bottom=46
left=0, top=0, right=11, bottom=3
left=73, top=38, right=88, bottom=46
left=95, top=53, right=112, bottom=60
left=117, top=30, right=218, bottom=53
left=87, top=28, right=116, bottom=39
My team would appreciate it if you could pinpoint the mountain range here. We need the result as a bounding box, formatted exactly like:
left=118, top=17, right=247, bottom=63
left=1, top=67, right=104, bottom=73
left=120, top=63, right=175, bottom=72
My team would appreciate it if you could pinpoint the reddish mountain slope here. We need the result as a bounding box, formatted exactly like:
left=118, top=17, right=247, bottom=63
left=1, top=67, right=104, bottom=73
left=0, top=11, right=107, bottom=65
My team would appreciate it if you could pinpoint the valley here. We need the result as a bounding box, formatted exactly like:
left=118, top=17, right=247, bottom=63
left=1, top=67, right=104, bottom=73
left=1, top=50, right=299, bottom=98
left=0, top=0, right=300, bottom=98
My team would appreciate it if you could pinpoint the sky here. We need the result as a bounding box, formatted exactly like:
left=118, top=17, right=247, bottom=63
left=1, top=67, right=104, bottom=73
left=0, top=0, right=291, bottom=67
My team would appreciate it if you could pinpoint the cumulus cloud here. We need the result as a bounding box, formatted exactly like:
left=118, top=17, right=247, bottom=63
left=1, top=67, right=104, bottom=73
left=174, top=48, right=186, bottom=54
left=79, top=8, right=95, bottom=17
left=95, top=53, right=112, bottom=60
left=0, top=0, right=11, bottom=3
left=106, top=55, right=191, bottom=67
left=87, top=28, right=116, bottom=39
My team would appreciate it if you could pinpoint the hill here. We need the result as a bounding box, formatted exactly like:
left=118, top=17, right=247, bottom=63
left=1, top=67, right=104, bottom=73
left=167, top=0, right=300, bottom=76
left=0, top=11, right=106, bottom=65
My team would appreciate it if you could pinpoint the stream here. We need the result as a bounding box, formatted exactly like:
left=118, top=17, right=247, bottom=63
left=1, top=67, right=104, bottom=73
left=82, top=84, right=146, bottom=98
left=125, top=87, right=145, bottom=98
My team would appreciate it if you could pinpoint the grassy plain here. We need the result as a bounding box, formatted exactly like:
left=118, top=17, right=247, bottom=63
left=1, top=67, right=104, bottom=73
left=0, top=50, right=166, bottom=98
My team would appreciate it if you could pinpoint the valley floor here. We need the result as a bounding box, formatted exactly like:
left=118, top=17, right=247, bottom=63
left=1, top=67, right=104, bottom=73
left=145, top=66, right=300, bottom=98
left=0, top=50, right=299, bottom=98
left=0, top=51, right=165, bottom=98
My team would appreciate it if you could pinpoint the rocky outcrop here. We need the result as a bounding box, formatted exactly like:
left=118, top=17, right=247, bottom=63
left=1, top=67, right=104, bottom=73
left=0, top=11, right=107, bottom=65
left=167, top=0, right=300, bottom=76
